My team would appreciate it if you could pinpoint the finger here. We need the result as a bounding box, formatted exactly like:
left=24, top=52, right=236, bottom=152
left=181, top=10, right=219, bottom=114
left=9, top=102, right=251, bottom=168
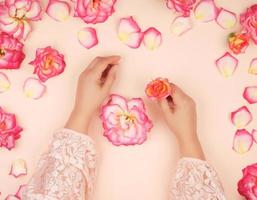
left=159, top=97, right=175, bottom=114
left=93, top=56, right=121, bottom=74
left=100, top=64, right=113, bottom=85
left=85, top=56, right=103, bottom=71
left=102, top=64, right=118, bottom=92
left=169, top=83, right=187, bottom=105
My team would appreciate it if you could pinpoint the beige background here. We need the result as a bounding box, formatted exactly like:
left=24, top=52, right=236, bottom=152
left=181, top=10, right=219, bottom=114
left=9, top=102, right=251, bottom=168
left=0, top=0, right=257, bottom=199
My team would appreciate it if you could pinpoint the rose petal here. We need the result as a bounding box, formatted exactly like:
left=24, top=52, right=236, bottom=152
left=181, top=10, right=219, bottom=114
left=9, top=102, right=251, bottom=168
left=78, top=27, right=98, bottom=49
left=231, top=106, right=252, bottom=129
left=0, top=72, right=11, bottom=93
left=9, top=159, right=27, bottom=178
left=143, top=27, right=162, bottom=50
left=216, top=8, right=237, bottom=29
left=118, top=16, right=143, bottom=48
left=15, top=185, right=26, bottom=199
left=248, top=58, right=257, bottom=75
left=215, top=52, right=238, bottom=78
left=25, top=1, right=42, bottom=20
left=252, top=129, right=257, bottom=143
left=22, top=20, right=32, bottom=40
left=5, top=195, right=19, bottom=200
left=243, top=86, right=257, bottom=104
left=46, top=0, right=71, bottom=22
left=170, top=16, right=193, bottom=36
left=23, top=77, right=46, bottom=99
left=109, top=94, right=128, bottom=110
left=194, top=0, right=218, bottom=22
left=233, top=129, right=253, bottom=154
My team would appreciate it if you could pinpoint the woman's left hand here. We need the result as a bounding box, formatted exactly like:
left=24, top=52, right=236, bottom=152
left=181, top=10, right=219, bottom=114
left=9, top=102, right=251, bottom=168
left=65, top=56, right=121, bottom=133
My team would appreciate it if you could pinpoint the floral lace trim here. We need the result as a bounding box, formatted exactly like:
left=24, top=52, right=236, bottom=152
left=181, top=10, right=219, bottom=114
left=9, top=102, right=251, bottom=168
left=170, top=157, right=226, bottom=200
left=22, top=128, right=97, bottom=200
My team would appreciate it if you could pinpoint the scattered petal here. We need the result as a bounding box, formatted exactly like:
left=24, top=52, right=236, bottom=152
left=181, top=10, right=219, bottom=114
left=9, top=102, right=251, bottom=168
left=252, top=129, right=257, bottom=143
left=248, top=58, right=257, bottom=75
left=0, top=72, right=11, bottom=93
left=23, top=78, right=46, bottom=99
left=215, top=52, right=238, bottom=78
left=9, top=159, right=27, bottom=178
left=243, top=86, right=257, bottom=104
left=118, top=16, right=143, bottom=48
left=231, top=106, right=252, bottom=129
left=233, top=129, right=253, bottom=154
left=46, top=0, right=71, bottom=22
left=5, top=195, right=19, bottom=200
left=78, top=27, right=98, bottom=49
left=143, top=27, right=162, bottom=50
left=170, top=16, right=193, bottom=36
left=194, top=0, right=218, bottom=22
left=216, top=8, right=237, bottom=29
left=15, top=185, right=27, bottom=199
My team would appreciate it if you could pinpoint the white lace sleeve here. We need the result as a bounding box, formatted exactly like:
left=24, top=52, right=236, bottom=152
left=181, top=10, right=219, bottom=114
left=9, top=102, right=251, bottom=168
left=170, top=157, right=226, bottom=200
left=22, top=128, right=96, bottom=200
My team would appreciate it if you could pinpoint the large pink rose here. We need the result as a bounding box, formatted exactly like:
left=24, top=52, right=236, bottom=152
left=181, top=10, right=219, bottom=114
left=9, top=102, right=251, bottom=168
left=238, top=163, right=257, bottom=200
left=29, top=46, right=66, bottom=82
left=74, top=0, right=117, bottom=24
left=240, top=4, right=257, bottom=45
left=0, top=107, right=22, bottom=150
left=0, top=32, right=25, bottom=69
left=101, top=94, right=153, bottom=146
left=0, top=0, right=42, bottom=40
left=167, top=0, right=196, bottom=17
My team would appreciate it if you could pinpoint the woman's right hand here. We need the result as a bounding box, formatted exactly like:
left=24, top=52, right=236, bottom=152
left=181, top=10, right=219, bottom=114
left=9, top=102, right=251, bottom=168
left=159, top=83, right=205, bottom=160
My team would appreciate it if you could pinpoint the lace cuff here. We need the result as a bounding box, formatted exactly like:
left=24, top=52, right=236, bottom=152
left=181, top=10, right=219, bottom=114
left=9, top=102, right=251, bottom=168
left=170, top=157, right=226, bottom=200
left=23, top=128, right=96, bottom=200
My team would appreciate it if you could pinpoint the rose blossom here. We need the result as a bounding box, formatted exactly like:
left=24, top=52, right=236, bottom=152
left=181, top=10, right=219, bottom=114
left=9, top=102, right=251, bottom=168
left=0, top=107, right=22, bottom=150
left=145, top=78, right=172, bottom=100
left=228, top=32, right=250, bottom=54
left=29, top=46, right=66, bottom=82
left=166, top=0, right=196, bottom=17
left=101, top=94, right=153, bottom=146
left=74, top=0, right=117, bottom=24
left=0, top=32, right=25, bottom=69
left=0, top=0, right=42, bottom=40
left=238, top=163, right=257, bottom=199
left=240, top=4, right=257, bottom=44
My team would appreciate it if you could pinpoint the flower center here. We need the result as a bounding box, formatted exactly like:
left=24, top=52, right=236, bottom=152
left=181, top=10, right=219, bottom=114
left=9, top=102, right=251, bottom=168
left=13, top=8, right=26, bottom=21
left=44, top=57, right=54, bottom=69
left=119, top=113, right=135, bottom=129
left=92, top=0, right=101, bottom=9
left=0, top=121, right=6, bottom=131
left=0, top=48, right=6, bottom=57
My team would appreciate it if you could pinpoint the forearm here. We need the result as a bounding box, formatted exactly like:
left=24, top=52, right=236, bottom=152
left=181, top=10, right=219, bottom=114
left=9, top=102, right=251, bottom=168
left=177, top=135, right=205, bottom=160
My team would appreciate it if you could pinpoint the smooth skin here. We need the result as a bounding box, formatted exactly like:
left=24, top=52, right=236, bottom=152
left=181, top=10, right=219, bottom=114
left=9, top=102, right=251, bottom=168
left=65, top=56, right=205, bottom=160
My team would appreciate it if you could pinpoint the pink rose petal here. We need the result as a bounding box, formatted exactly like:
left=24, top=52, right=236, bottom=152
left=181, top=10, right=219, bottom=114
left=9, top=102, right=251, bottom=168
left=78, top=27, right=98, bottom=49
left=15, top=185, right=26, bottom=199
left=252, top=129, right=257, bottom=143
left=9, top=159, right=27, bottom=178
left=233, top=129, right=253, bottom=154
left=194, top=0, right=218, bottom=22
left=243, top=86, right=257, bottom=104
left=23, top=77, right=46, bottom=99
left=216, top=8, right=237, bottom=29
left=170, top=16, right=193, bottom=36
left=46, top=0, right=71, bottom=22
left=118, top=16, right=143, bottom=48
left=231, top=106, right=252, bottom=129
left=143, top=27, right=162, bottom=50
left=248, top=58, right=257, bottom=75
left=215, top=52, right=238, bottom=78
left=5, top=195, right=19, bottom=200
left=0, top=72, right=11, bottom=93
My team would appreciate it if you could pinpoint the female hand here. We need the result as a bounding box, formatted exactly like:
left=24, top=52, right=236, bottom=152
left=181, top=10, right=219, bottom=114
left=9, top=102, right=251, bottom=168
left=65, top=56, right=121, bottom=134
left=159, top=83, right=205, bottom=160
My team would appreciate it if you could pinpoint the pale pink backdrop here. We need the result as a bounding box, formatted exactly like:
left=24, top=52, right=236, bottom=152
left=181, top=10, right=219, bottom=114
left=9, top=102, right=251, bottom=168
left=0, top=0, right=257, bottom=199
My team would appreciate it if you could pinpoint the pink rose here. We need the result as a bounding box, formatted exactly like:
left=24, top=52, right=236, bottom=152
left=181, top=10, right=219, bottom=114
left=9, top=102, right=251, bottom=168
left=101, top=94, right=153, bottom=146
left=240, top=4, right=257, bottom=45
left=167, top=0, right=196, bottom=17
left=238, top=163, right=257, bottom=200
left=0, top=32, right=25, bottom=69
left=0, top=107, right=22, bottom=150
left=0, top=0, right=42, bottom=40
left=29, top=46, right=66, bottom=82
left=74, top=0, right=117, bottom=24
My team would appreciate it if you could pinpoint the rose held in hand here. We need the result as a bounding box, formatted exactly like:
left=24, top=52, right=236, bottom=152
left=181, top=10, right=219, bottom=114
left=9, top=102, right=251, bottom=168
left=145, top=78, right=172, bottom=100
left=101, top=94, right=153, bottom=146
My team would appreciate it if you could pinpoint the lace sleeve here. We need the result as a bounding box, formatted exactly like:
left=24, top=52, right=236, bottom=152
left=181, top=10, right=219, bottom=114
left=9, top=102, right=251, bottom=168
left=22, top=128, right=97, bottom=200
left=170, top=157, right=226, bottom=200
